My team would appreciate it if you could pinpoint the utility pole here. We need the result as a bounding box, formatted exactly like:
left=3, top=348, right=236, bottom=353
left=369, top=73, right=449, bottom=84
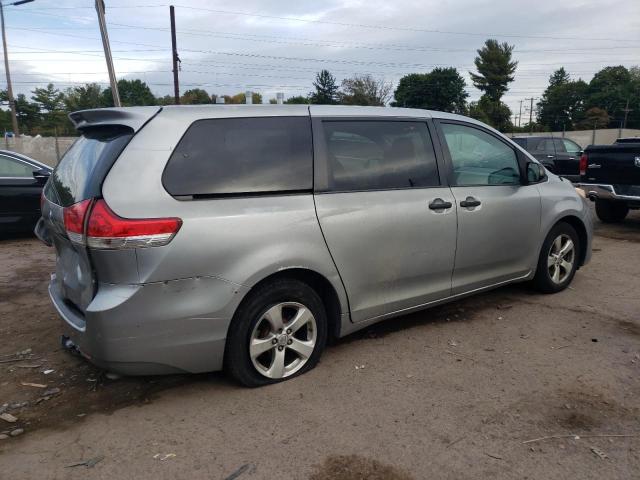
left=170, top=5, right=180, bottom=104
left=525, top=97, right=537, bottom=133
left=0, top=0, right=35, bottom=136
left=622, top=97, right=632, bottom=130
left=95, top=0, right=120, bottom=107
left=518, top=99, right=523, bottom=128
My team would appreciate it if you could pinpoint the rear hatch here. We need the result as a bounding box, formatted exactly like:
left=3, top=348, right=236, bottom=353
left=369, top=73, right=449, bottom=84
left=583, top=143, right=640, bottom=185
left=41, top=107, right=161, bottom=313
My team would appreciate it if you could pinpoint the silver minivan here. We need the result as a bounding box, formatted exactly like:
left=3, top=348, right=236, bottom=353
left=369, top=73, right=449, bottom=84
left=36, top=105, right=592, bottom=387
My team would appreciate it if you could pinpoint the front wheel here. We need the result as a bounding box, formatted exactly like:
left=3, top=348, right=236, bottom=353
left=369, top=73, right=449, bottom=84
left=595, top=199, right=628, bottom=223
left=532, top=223, right=580, bottom=294
left=225, top=278, right=328, bottom=387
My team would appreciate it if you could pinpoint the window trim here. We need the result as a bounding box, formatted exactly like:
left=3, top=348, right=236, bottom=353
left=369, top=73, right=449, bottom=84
left=433, top=119, right=528, bottom=188
left=312, top=116, right=446, bottom=194
left=0, top=153, right=40, bottom=180
left=161, top=115, right=314, bottom=200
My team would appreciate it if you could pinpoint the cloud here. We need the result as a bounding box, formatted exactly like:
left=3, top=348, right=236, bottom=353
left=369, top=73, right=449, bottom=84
left=1, top=0, right=638, bottom=118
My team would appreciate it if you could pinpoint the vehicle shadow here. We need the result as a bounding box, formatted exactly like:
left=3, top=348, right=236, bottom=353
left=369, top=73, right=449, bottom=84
left=592, top=205, right=640, bottom=242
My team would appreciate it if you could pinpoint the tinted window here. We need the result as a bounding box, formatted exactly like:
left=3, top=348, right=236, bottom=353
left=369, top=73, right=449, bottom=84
left=163, top=117, right=312, bottom=196
left=321, top=121, right=439, bottom=191
left=441, top=123, right=520, bottom=186
left=535, top=139, right=555, bottom=152
left=553, top=138, right=566, bottom=153
left=562, top=139, right=582, bottom=153
left=51, top=126, right=133, bottom=207
left=0, top=155, right=33, bottom=177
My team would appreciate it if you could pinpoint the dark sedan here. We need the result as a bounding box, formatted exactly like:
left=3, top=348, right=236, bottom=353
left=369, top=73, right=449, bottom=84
left=512, top=136, right=583, bottom=182
left=0, top=150, right=52, bottom=233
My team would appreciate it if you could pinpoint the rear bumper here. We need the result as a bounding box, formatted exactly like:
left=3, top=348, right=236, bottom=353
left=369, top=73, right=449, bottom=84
left=578, top=183, right=640, bottom=205
left=49, top=273, right=248, bottom=375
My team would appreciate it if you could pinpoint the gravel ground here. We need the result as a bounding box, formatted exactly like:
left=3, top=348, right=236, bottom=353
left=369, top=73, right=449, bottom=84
left=0, top=207, right=639, bottom=479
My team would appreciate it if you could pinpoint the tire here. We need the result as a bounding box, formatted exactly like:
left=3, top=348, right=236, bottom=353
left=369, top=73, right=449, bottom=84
left=532, top=222, right=580, bottom=294
left=595, top=200, right=628, bottom=223
left=224, top=278, right=328, bottom=387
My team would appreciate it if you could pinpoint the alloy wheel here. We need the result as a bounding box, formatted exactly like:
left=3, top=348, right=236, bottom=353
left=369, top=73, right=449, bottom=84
left=249, top=302, right=317, bottom=379
left=547, top=234, right=575, bottom=284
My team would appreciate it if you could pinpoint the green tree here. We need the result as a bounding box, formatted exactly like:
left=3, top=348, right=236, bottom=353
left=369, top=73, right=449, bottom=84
left=309, top=70, right=339, bottom=104
left=284, top=95, right=310, bottom=104
left=537, top=68, right=588, bottom=130
left=339, top=74, right=392, bottom=106
left=31, top=84, right=71, bottom=134
left=586, top=66, right=636, bottom=128
left=469, top=39, right=517, bottom=129
left=578, top=107, right=611, bottom=129
left=392, top=68, right=468, bottom=113
left=181, top=88, right=212, bottom=104
left=32, top=83, right=64, bottom=112
left=64, top=83, right=104, bottom=111
left=470, top=39, right=518, bottom=102
left=101, top=79, right=157, bottom=107
left=222, top=92, right=263, bottom=104
left=468, top=96, right=512, bottom=132
left=15, top=93, right=41, bottom=133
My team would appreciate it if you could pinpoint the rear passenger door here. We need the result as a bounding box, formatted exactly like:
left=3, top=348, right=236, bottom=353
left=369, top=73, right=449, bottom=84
left=435, top=121, right=541, bottom=294
left=313, top=118, right=457, bottom=322
left=554, top=138, right=582, bottom=181
left=531, top=138, right=558, bottom=172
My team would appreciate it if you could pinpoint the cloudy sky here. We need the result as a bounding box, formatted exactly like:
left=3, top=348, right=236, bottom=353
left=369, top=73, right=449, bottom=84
left=2, top=0, right=639, bottom=121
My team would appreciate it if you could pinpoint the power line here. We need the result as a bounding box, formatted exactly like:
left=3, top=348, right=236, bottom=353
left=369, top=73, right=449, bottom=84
left=15, top=3, right=640, bottom=44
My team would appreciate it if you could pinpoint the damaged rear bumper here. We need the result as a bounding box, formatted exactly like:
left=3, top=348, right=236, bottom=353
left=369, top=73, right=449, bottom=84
left=49, top=274, right=248, bottom=375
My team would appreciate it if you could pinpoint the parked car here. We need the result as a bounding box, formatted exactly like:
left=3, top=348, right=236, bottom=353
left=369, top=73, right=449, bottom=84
left=36, top=105, right=592, bottom=387
left=0, top=150, right=52, bottom=233
left=578, top=138, right=640, bottom=222
left=511, top=136, right=583, bottom=182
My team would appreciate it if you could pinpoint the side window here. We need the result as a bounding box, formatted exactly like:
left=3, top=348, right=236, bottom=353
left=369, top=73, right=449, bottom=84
left=535, top=139, right=555, bottom=153
left=321, top=121, right=439, bottom=191
left=0, top=155, right=34, bottom=178
left=163, top=117, right=312, bottom=196
left=440, top=123, right=521, bottom=186
left=562, top=139, right=582, bottom=154
left=553, top=138, right=567, bottom=153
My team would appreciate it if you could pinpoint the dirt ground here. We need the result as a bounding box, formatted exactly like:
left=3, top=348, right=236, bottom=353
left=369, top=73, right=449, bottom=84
left=0, top=207, right=639, bottom=480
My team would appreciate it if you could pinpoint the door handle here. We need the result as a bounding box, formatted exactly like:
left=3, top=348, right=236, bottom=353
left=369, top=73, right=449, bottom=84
left=546, top=155, right=555, bottom=159
left=428, top=198, right=452, bottom=210
left=460, top=196, right=481, bottom=208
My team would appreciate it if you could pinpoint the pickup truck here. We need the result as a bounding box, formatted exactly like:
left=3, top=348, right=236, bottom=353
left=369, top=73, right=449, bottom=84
left=578, top=138, right=640, bottom=223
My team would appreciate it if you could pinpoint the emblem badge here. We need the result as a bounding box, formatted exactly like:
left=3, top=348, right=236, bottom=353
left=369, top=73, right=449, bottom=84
left=635, top=156, right=640, bottom=167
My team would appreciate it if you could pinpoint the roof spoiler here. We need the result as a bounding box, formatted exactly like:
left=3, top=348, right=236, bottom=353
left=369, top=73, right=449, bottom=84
left=68, top=106, right=162, bottom=132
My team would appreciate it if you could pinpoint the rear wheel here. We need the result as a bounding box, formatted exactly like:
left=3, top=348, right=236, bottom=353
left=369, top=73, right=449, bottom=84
left=595, top=199, right=628, bottom=223
left=225, top=278, right=327, bottom=387
left=533, top=223, right=580, bottom=293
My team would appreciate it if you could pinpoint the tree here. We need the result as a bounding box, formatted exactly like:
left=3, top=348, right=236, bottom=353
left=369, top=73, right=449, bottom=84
left=468, top=96, right=512, bottom=132
left=101, top=79, right=157, bottom=107
left=15, top=93, right=41, bottom=133
left=469, top=39, right=517, bottom=130
left=181, top=88, right=212, bottom=104
left=309, top=70, right=339, bottom=104
left=64, top=83, right=104, bottom=111
left=470, top=39, right=518, bottom=102
left=537, top=69, right=588, bottom=130
left=393, top=68, right=468, bottom=113
left=339, top=74, right=392, bottom=106
left=578, top=107, right=611, bottom=129
left=284, top=95, right=310, bottom=104
left=586, top=66, right=635, bottom=128
left=222, top=92, right=263, bottom=104
left=32, top=83, right=64, bottom=112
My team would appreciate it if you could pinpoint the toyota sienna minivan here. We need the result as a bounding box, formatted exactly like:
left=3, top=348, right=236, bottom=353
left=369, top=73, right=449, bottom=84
left=36, top=105, right=592, bottom=387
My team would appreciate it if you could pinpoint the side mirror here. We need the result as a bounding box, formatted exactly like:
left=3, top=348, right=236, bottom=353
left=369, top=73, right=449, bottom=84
left=526, top=162, right=546, bottom=184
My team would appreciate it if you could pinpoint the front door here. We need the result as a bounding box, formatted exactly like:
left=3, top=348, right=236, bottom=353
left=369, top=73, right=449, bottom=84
left=0, top=154, right=44, bottom=231
left=436, top=121, right=541, bottom=294
left=312, top=118, right=457, bottom=322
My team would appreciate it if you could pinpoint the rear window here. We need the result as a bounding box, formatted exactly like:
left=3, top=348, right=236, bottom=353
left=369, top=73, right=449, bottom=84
left=50, top=126, right=133, bottom=207
left=163, top=117, right=313, bottom=197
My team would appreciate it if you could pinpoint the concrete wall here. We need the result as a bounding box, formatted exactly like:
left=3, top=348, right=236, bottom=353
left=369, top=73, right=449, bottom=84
left=4, top=128, right=640, bottom=167
left=508, top=129, right=640, bottom=148
left=3, top=136, right=77, bottom=167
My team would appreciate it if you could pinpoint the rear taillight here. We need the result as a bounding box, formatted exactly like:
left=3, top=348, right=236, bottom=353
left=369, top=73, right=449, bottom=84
left=63, top=199, right=93, bottom=245
left=579, top=153, right=588, bottom=176
left=63, top=199, right=182, bottom=249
